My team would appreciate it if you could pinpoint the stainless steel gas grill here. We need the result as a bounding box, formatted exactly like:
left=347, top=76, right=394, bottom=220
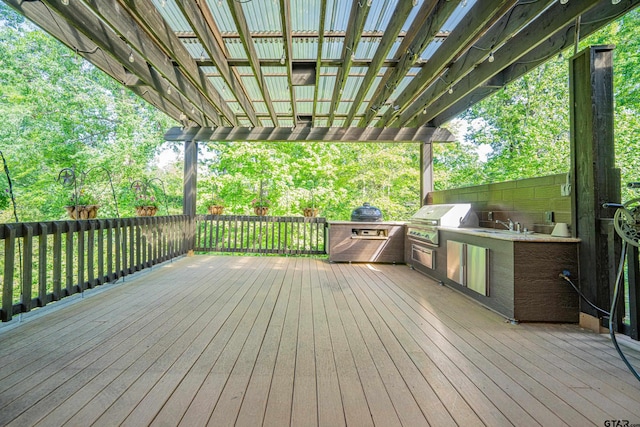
left=406, top=203, right=478, bottom=270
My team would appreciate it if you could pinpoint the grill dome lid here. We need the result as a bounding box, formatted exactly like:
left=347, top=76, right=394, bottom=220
left=351, top=202, right=383, bottom=222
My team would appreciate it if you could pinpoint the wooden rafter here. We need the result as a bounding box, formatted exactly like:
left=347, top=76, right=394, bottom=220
left=80, top=0, right=233, bottom=125
left=393, top=0, right=552, bottom=128
left=327, top=0, right=371, bottom=126
left=47, top=0, right=225, bottom=126
left=358, top=0, right=459, bottom=127
left=3, top=0, right=189, bottom=125
left=168, top=0, right=259, bottom=126
left=164, top=126, right=456, bottom=144
left=5, top=0, right=636, bottom=132
left=312, top=0, right=327, bottom=125
left=227, top=0, right=279, bottom=126
left=427, top=0, right=640, bottom=126
left=343, top=0, right=414, bottom=127
left=28, top=0, right=214, bottom=125
left=413, top=0, right=605, bottom=127
left=280, top=0, right=297, bottom=125
left=376, top=0, right=515, bottom=128
left=119, top=0, right=246, bottom=126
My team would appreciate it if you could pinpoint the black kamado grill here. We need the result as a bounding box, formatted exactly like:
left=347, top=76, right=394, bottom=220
left=351, top=202, right=383, bottom=222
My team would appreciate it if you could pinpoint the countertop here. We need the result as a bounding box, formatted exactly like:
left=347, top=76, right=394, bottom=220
left=440, top=226, right=581, bottom=243
left=328, top=221, right=406, bottom=226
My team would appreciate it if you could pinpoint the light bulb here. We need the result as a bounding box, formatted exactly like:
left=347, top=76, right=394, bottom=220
left=412, top=0, right=418, bottom=6
left=61, top=0, right=69, bottom=5
left=560, top=0, right=568, bottom=4
left=611, top=0, right=621, bottom=4
left=488, top=51, right=495, bottom=63
left=351, top=52, right=355, bottom=61
left=280, top=55, right=285, bottom=65
left=167, top=85, right=172, bottom=95
left=367, top=0, right=372, bottom=5
left=448, top=86, right=453, bottom=94
left=128, top=51, right=135, bottom=63
left=422, top=108, right=427, bottom=115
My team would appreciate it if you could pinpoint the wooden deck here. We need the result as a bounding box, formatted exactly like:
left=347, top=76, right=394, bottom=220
left=1, top=255, right=639, bottom=426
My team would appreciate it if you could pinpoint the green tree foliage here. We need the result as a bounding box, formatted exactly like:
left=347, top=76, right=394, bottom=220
left=197, top=141, right=421, bottom=220
left=0, top=4, right=177, bottom=222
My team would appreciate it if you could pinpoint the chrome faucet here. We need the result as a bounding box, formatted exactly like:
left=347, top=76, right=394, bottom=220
left=495, top=218, right=514, bottom=231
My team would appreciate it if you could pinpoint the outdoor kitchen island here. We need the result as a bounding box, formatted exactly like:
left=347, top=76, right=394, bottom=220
left=328, top=221, right=406, bottom=263
left=408, top=227, right=581, bottom=323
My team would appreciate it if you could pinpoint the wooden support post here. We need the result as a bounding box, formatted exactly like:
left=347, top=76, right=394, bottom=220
left=570, top=45, right=621, bottom=327
left=183, top=139, right=197, bottom=253
left=420, top=142, right=433, bottom=205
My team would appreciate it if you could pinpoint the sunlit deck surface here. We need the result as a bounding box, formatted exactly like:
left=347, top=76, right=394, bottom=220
left=1, top=255, right=639, bottom=426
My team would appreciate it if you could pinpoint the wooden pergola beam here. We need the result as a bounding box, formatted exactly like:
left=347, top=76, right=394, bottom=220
left=393, top=0, right=553, bottom=128
left=6, top=0, right=202, bottom=125
left=279, top=0, right=297, bottom=125
left=77, top=0, right=230, bottom=125
left=413, top=0, right=604, bottom=127
left=119, top=0, right=246, bottom=125
left=376, top=0, right=515, bottom=128
left=227, top=0, right=279, bottom=126
left=358, top=0, right=459, bottom=127
left=343, top=0, right=414, bottom=127
left=312, top=0, right=328, bottom=124
left=426, top=0, right=640, bottom=126
left=164, top=126, right=456, bottom=144
left=168, top=0, right=259, bottom=125
left=327, top=0, right=371, bottom=126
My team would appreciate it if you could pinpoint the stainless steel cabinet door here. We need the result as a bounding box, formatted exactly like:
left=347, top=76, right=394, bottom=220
left=446, top=240, right=465, bottom=285
left=466, top=244, right=489, bottom=296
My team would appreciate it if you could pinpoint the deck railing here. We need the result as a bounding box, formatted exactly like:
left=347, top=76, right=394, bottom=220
left=195, top=215, right=327, bottom=255
left=0, top=215, right=190, bottom=322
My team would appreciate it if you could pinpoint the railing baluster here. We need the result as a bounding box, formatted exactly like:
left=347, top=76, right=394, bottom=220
left=22, top=224, right=33, bottom=313
left=65, top=221, right=75, bottom=296
left=77, top=221, right=85, bottom=293
left=38, top=223, right=48, bottom=307
left=129, top=218, right=135, bottom=271
left=52, top=223, right=62, bottom=300
left=88, top=221, right=95, bottom=288
left=2, top=225, right=16, bottom=321
left=98, top=220, right=105, bottom=283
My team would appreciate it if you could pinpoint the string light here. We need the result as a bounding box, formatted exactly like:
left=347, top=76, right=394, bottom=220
left=560, top=0, right=568, bottom=4
left=612, top=0, right=621, bottom=4
left=422, top=108, right=427, bottom=115
left=448, top=86, right=453, bottom=94
left=167, top=85, right=172, bottom=95
left=488, top=51, right=495, bottom=63
left=412, top=0, right=418, bottom=6
left=128, top=51, right=135, bottom=63
left=61, top=0, right=69, bottom=5
left=279, top=53, right=286, bottom=65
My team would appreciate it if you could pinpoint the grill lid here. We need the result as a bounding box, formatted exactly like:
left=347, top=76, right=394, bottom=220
left=351, top=202, right=383, bottom=222
left=410, top=203, right=478, bottom=227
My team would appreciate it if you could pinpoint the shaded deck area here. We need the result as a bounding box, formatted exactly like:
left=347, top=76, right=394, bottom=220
left=1, top=255, right=639, bottom=426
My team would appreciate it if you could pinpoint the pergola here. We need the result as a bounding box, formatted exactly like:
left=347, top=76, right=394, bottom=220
left=2, top=2, right=640, bottom=423
left=5, top=0, right=638, bottom=215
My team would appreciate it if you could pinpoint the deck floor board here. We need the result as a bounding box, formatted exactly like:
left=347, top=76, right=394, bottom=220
left=1, top=255, right=639, bottom=426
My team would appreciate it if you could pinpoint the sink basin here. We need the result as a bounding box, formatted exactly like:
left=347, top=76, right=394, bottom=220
left=471, top=228, right=534, bottom=235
